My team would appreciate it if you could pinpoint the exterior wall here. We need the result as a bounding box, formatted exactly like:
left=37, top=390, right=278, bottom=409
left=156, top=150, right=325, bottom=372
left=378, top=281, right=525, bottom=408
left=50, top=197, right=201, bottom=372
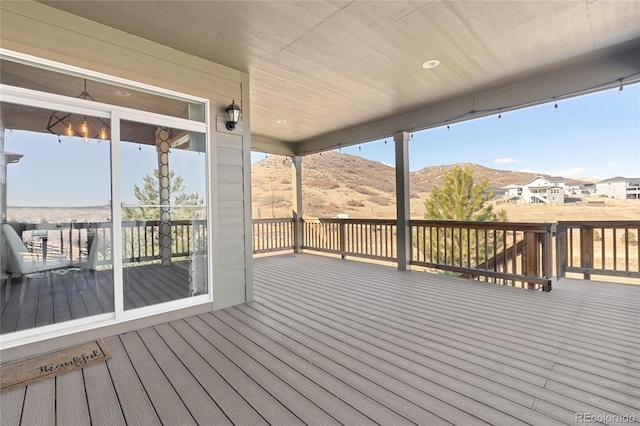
left=596, top=181, right=628, bottom=199
left=0, top=2, right=252, bottom=332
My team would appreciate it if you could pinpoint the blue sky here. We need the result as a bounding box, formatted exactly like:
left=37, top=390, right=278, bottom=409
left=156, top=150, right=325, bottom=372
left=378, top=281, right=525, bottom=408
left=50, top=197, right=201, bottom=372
left=252, top=84, right=640, bottom=179
left=5, top=84, right=638, bottom=207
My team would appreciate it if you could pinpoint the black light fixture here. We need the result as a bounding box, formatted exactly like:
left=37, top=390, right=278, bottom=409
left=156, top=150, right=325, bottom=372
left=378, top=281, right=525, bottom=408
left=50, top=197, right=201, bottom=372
left=225, top=100, right=242, bottom=131
left=46, top=79, right=110, bottom=143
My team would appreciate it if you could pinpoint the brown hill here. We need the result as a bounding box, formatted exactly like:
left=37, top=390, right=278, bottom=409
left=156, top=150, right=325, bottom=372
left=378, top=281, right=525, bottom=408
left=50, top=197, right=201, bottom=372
left=251, top=151, right=586, bottom=219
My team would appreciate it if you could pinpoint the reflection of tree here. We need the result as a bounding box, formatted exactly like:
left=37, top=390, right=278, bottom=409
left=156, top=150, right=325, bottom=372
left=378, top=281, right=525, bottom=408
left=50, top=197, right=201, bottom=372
left=123, top=170, right=204, bottom=220
left=418, top=166, right=508, bottom=271
left=122, top=170, right=205, bottom=263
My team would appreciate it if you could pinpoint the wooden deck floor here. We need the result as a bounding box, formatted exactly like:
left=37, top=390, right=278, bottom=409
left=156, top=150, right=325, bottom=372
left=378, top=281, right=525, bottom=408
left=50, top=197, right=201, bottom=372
left=1, top=253, right=639, bottom=425
left=1, top=262, right=192, bottom=334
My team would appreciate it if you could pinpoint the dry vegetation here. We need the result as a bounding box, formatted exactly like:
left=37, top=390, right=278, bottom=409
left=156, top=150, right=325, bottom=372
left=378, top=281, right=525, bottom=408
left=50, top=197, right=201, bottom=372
left=252, top=151, right=639, bottom=221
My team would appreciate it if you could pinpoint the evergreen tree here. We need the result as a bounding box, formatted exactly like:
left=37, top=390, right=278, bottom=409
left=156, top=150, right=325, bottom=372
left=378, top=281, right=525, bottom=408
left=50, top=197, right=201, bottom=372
left=123, top=170, right=204, bottom=221
left=424, top=165, right=506, bottom=222
left=419, top=165, right=507, bottom=271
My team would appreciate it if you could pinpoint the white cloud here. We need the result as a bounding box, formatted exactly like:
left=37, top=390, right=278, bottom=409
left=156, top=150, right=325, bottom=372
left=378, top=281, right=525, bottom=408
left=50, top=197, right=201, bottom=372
left=608, top=162, right=618, bottom=168
left=494, top=157, right=520, bottom=165
left=551, top=167, right=588, bottom=177
left=520, top=168, right=534, bottom=173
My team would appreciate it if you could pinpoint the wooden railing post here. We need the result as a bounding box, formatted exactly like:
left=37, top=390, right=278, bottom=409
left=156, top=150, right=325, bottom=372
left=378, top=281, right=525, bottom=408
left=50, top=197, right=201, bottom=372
left=555, top=223, right=567, bottom=280
left=523, top=231, right=539, bottom=289
left=580, top=226, right=594, bottom=279
left=339, top=221, right=346, bottom=259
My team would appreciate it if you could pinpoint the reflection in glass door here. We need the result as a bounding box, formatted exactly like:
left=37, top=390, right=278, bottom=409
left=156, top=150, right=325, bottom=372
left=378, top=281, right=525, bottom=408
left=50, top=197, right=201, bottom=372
left=120, top=120, right=207, bottom=310
left=1, top=102, right=113, bottom=334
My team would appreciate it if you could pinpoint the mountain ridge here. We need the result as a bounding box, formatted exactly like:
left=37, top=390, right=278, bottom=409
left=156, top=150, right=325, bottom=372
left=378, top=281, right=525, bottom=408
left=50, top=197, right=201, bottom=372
left=251, top=151, right=594, bottom=218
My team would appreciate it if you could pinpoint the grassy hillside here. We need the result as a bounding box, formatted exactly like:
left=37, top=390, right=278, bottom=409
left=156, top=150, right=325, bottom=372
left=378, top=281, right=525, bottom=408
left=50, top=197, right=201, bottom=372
left=252, top=151, right=638, bottom=221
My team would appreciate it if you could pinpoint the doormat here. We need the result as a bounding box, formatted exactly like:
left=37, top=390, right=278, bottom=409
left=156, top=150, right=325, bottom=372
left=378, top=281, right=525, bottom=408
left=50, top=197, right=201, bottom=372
left=0, top=339, right=111, bottom=393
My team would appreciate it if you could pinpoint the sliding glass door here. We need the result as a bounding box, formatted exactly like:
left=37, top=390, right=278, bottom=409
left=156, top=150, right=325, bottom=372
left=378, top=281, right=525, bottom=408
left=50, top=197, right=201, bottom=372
left=1, top=102, right=114, bottom=334
left=119, top=119, right=208, bottom=310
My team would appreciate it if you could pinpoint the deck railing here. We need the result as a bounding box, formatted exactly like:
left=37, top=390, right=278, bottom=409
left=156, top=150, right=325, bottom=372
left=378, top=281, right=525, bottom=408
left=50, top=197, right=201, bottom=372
left=411, top=220, right=553, bottom=291
left=556, top=221, right=640, bottom=280
left=302, top=218, right=397, bottom=261
left=252, top=218, right=295, bottom=253
left=15, top=219, right=206, bottom=265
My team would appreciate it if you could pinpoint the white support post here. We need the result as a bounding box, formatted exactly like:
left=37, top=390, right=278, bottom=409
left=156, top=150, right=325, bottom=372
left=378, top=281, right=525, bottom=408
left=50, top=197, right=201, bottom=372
left=395, top=131, right=411, bottom=271
left=291, top=156, right=303, bottom=253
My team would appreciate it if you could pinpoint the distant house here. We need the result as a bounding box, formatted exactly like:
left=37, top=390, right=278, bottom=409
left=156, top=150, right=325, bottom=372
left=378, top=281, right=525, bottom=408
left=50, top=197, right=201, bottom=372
left=596, top=177, right=640, bottom=199
left=568, top=183, right=596, bottom=195
left=503, top=176, right=565, bottom=204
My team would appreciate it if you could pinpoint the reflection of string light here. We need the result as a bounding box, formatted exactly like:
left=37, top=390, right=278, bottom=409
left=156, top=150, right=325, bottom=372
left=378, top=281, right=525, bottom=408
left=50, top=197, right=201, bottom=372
left=498, top=108, right=502, bottom=120
left=554, top=97, right=558, bottom=110
left=619, top=80, right=624, bottom=94
left=67, top=121, right=73, bottom=136
left=446, top=121, right=450, bottom=131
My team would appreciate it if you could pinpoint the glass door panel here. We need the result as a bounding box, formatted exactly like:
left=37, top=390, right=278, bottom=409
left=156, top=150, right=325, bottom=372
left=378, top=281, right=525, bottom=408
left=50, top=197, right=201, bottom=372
left=120, top=120, right=207, bottom=310
left=1, top=102, right=113, bottom=334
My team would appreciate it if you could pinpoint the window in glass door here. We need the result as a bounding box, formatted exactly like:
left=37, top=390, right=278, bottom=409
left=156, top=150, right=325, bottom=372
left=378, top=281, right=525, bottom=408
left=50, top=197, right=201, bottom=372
left=120, top=120, right=207, bottom=310
left=1, top=102, right=113, bottom=334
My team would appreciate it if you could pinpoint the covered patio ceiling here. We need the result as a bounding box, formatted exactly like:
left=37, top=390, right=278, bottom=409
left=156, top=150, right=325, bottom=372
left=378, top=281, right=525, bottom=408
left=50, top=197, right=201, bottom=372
left=36, top=1, right=640, bottom=155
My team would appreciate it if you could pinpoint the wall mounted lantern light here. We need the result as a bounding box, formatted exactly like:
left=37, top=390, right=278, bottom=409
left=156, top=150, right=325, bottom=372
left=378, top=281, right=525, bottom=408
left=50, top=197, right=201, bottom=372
left=226, top=100, right=242, bottom=131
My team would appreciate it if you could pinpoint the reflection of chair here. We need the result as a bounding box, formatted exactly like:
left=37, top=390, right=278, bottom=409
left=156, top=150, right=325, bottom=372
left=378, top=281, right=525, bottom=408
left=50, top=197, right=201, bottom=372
left=2, top=224, right=69, bottom=305
left=85, top=233, right=104, bottom=297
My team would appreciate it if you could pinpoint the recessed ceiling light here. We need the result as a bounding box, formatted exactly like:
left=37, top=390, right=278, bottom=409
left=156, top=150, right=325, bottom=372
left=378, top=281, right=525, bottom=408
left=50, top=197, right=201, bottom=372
left=422, top=59, right=440, bottom=69
left=276, top=119, right=287, bottom=124
left=115, top=90, right=130, bottom=97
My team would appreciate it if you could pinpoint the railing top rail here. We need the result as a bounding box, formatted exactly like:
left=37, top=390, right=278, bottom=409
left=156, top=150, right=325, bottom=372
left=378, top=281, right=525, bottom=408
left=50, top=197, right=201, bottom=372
left=253, top=218, right=295, bottom=223
left=304, top=218, right=397, bottom=224
left=557, top=220, right=640, bottom=227
left=410, top=219, right=554, bottom=232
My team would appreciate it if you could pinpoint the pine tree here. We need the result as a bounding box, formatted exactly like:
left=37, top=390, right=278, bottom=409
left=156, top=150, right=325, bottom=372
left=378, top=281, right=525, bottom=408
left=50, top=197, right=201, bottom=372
left=420, top=165, right=508, bottom=271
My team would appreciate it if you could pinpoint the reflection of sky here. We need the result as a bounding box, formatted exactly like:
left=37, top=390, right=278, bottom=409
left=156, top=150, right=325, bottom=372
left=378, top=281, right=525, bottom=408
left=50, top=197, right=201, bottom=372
left=5, top=129, right=207, bottom=207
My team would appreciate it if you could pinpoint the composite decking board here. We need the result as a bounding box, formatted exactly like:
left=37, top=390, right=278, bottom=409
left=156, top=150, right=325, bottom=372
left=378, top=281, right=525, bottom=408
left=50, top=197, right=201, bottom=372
left=256, top=277, right=640, bottom=403
left=0, top=282, right=21, bottom=334
left=153, top=323, right=269, bottom=426
left=252, top=292, right=636, bottom=420
left=265, top=258, right=640, bottom=345
left=137, top=327, right=233, bottom=426
left=231, top=303, right=485, bottom=426
left=20, top=378, right=54, bottom=426
left=62, top=273, right=90, bottom=321
left=35, top=279, right=53, bottom=328
left=257, top=269, right=640, bottom=377
left=256, top=279, right=560, bottom=373
left=123, top=269, right=169, bottom=306
left=266, top=275, right=640, bottom=373
left=83, top=361, right=126, bottom=426
left=55, top=369, right=90, bottom=426
left=126, top=266, right=183, bottom=302
left=118, top=331, right=198, bottom=426
left=243, top=300, right=549, bottom=426
left=206, top=310, right=392, bottom=425
left=3, top=254, right=640, bottom=425
left=256, top=256, right=640, bottom=402
left=184, top=315, right=346, bottom=425
left=13, top=278, right=41, bottom=333
left=0, top=387, right=25, bottom=426
left=239, top=302, right=620, bottom=424
left=51, top=275, right=73, bottom=325
left=70, top=274, right=104, bottom=317
left=169, top=319, right=304, bottom=426
left=544, top=380, right=640, bottom=420
left=103, top=336, right=162, bottom=426
left=250, top=295, right=540, bottom=426
left=247, top=293, right=539, bottom=410
left=217, top=307, right=450, bottom=426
